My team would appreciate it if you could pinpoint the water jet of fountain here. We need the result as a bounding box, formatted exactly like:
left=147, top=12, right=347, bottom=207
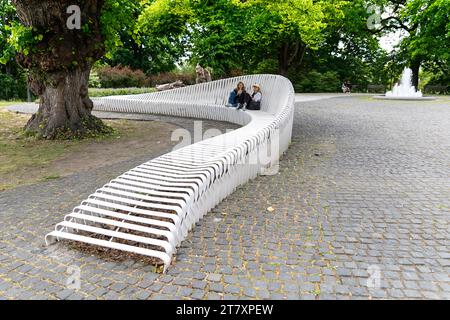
left=386, top=68, right=423, bottom=98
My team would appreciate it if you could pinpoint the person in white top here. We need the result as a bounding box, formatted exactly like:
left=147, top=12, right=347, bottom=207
left=237, top=84, right=262, bottom=111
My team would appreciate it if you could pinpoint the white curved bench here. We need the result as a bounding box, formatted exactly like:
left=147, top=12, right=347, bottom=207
left=45, top=74, right=295, bottom=272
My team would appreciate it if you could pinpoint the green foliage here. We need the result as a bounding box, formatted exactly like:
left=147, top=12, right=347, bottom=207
left=100, top=0, right=142, bottom=54
left=252, top=59, right=279, bottom=75
left=0, top=71, right=27, bottom=100
left=138, top=0, right=192, bottom=72
left=0, top=0, right=17, bottom=64
left=2, top=0, right=447, bottom=95
left=405, top=0, right=450, bottom=73
left=88, top=87, right=156, bottom=97
left=366, top=0, right=449, bottom=85
left=1, top=0, right=142, bottom=69
left=187, top=0, right=246, bottom=75
left=89, top=70, right=102, bottom=88
left=103, top=0, right=184, bottom=74
left=0, top=1, right=27, bottom=99
left=293, top=70, right=341, bottom=93
left=289, top=0, right=391, bottom=90
left=2, top=21, right=36, bottom=59
left=138, top=0, right=341, bottom=76
left=235, top=0, right=329, bottom=49
left=419, top=69, right=450, bottom=92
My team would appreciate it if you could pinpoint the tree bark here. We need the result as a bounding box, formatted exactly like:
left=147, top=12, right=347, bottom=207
left=25, top=65, right=106, bottom=138
left=278, top=43, right=290, bottom=76
left=278, top=42, right=305, bottom=76
left=12, top=0, right=108, bottom=139
left=410, top=58, right=421, bottom=90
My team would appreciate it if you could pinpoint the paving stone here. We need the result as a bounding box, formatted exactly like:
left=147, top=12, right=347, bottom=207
left=223, top=294, right=240, bottom=300
left=137, top=279, right=154, bottom=289
left=258, top=289, right=271, bottom=299
left=98, top=279, right=114, bottom=288
left=191, top=289, right=206, bottom=300
left=67, top=293, right=85, bottom=300
left=284, top=283, right=300, bottom=293
left=56, top=289, right=75, bottom=300
left=173, top=278, right=191, bottom=286
left=224, top=285, right=241, bottom=294
left=178, top=287, right=193, bottom=297
left=149, top=283, right=163, bottom=292
left=209, top=283, right=224, bottom=293
left=243, top=287, right=257, bottom=298
left=268, top=282, right=281, bottom=291
left=192, top=272, right=206, bottom=280
left=92, top=287, right=107, bottom=297
left=192, top=280, right=207, bottom=290
left=403, top=289, right=422, bottom=299
left=162, top=285, right=178, bottom=295
left=111, top=283, right=128, bottom=293
left=299, top=283, right=316, bottom=292
left=224, top=275, right=239, bottom=285
left=207, top=273, right=222, bottom=282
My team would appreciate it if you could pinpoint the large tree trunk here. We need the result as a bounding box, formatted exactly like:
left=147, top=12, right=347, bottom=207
left=278, top=43, right=290, bottom=76
left=410, top=58, right=421, bottom=91
left=12, top=0, right=108, bottom=139
left=25, top=65, right=105, bottom=139
left=278, top=42, right=305, bottom=77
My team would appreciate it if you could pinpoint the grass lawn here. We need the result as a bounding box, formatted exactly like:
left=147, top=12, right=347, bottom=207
left=0, top=100, right=179, bottom=191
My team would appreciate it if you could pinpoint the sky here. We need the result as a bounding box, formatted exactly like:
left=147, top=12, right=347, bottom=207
left=379, top=30, right=407, bottom=53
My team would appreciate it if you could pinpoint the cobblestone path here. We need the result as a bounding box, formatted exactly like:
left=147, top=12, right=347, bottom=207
left=1, top=95, right=449, bottom=299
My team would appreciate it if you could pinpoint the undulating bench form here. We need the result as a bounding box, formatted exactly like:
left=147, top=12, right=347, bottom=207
left=45, top=74, right=295, bottom=272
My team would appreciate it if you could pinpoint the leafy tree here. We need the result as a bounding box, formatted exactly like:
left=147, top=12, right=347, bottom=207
left=104, top=1, right=185, bottom=74
left=187, top=0, right=246, bottom=76
left=405, top=0, right=450, bottom=83
left=367, top=0, right=450, bottom=88
left=138, top=0, right=341, bottom=77
left=0, top=0, right=17, bottom=73
left=0, top=0, right=28, bottom=100
left=286, top=0, right=388, bottom=91
left=2, top=0, right=139, bottom=139
left=138, top=0, right=244, bottom=76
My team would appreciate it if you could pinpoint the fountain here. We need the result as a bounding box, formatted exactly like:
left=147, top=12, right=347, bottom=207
left=374, top=67, right=436, bottom=101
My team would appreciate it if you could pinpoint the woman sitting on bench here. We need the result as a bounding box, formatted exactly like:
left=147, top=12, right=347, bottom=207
left=237, top=84, right=262, bottom=111
left=227, top=81, right=247, bottom=108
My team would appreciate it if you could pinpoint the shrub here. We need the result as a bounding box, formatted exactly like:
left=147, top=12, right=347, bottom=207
left=147, top=71, right=197, bottom=87
left=423, top=85, right=449, bottom=95
left=96, top=66, right=147, bottom=88
left=252, top=59, right=279, bottom=75
left=89, top=71, right=102, bottom=88
left=293, top=70, right=341, bottom=93
left=0, top=73, right=28, bottom=100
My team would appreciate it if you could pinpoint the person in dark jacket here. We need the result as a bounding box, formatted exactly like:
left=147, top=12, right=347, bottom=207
left=227, top=81, right=246, bottom=108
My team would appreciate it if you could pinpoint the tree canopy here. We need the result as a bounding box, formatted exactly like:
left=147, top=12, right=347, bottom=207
left=137, top=0, right=347, bottom=76
left=365, top=0, right=450, bottom=87
left=0, top=0, right=144, bottom=138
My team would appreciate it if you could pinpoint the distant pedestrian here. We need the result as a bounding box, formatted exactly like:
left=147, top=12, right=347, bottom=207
left=342, top=81, right=352, bottom=94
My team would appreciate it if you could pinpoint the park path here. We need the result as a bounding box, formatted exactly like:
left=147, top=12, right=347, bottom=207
left=0, top=95, right=449, bottom=299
